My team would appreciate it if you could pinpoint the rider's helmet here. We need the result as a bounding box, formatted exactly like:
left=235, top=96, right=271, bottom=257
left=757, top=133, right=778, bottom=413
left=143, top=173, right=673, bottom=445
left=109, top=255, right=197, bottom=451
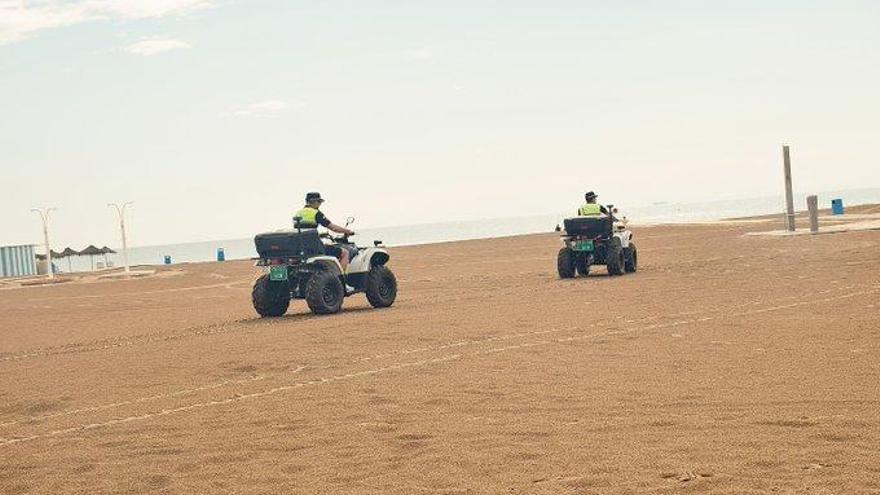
left=585, top=191, right=598, bottom=202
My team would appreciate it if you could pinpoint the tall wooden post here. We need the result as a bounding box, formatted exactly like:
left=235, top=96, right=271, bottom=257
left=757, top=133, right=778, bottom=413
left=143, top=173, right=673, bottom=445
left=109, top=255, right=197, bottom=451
left=783, top=145, right=795, bottom=232
left=807, top=195, right=819, bottom=234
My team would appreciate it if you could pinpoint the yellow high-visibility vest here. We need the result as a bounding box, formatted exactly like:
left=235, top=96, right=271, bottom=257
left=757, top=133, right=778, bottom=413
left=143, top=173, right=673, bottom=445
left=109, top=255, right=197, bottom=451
left=295, top=207, right=320, bottom=227
left=578, top=203, right=602, bottom=216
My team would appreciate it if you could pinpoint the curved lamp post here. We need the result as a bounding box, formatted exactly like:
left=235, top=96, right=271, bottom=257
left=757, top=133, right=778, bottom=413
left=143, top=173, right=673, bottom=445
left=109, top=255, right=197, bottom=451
left=30, top=207, right=57, bottom=279
left=107, top=202, right=133, bottom=273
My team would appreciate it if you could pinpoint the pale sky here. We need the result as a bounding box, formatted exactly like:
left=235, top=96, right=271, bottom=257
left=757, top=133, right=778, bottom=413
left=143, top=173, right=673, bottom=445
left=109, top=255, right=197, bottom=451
left=2, top=0, right=878, bottom=247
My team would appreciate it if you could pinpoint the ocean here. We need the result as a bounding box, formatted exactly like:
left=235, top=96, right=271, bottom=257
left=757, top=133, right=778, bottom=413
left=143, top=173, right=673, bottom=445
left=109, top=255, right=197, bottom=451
left=56, top=188, right=880, bottom=272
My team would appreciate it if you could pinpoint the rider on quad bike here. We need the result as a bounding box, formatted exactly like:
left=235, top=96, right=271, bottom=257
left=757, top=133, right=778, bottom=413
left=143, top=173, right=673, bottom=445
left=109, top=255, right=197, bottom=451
left=295, top=192, right=355, bottom=270
left=578, top=191, right=615, bottom=220
left=558, top=190, right=636, bottom=278
left=252, top=195, right=398, bottom=317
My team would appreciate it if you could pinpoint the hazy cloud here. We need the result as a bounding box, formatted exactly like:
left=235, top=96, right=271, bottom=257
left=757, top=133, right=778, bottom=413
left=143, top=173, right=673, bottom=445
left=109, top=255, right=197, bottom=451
left=123, top=37, right=190, bottom=55
left=404, top=48, right=433, bottom=61
left=223, top=100, right=292, bottom=117
left=0, top=0, right=212, bottom=46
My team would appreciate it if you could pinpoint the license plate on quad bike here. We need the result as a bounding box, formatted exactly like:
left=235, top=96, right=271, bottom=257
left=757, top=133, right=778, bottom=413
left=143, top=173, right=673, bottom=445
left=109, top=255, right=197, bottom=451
left=574, top=240, right=594, bottom=252
left=269, top=265, right=288, bottom=281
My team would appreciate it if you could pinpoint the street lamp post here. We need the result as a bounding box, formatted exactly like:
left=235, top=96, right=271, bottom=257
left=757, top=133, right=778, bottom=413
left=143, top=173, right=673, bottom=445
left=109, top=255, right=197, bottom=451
left=30, top=207, right=56, bottom=279
left=108, top=202, right=133, bottom=273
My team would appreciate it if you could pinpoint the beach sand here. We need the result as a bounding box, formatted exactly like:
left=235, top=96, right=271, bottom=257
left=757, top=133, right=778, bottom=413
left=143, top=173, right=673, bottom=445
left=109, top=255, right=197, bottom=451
left=1, top=210, right=879, bottom=494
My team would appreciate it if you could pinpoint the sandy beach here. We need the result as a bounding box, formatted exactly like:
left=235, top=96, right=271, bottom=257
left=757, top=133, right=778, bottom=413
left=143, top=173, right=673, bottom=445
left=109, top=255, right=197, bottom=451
left=1, top=210, right=879, bottom=494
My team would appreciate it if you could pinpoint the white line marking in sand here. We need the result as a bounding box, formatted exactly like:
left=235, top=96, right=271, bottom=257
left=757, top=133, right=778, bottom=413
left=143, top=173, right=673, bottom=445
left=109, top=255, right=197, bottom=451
left=0, top=357, right=461, bottom=447
left=350, top=282, right=873, bottom=364
left=3, top=284, right=877, bottom=432
left=23, top=282, right=246, bottom=302
left=2, top=276, right=872, bottom=364
left=3, top=286, right=878, bottom=448
left=0, top=367, right=306, bottom=429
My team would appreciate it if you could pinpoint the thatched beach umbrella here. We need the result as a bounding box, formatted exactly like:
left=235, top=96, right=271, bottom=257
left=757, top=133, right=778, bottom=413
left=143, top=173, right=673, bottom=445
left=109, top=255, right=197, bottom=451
left=60, top=247, right=78, bottom=272
left=100, top=246, right=117, bottom=267
left=79, top=245, right=103, bottom=271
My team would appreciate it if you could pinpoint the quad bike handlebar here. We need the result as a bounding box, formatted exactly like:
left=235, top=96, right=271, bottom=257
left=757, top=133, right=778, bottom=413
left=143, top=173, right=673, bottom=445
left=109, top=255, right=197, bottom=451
left=320, top=232, right=355, bottom=243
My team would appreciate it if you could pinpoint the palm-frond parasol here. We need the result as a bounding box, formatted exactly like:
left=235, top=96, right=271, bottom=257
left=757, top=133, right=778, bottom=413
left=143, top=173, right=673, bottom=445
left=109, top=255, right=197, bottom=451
left=100, top=246, right=117, bottom=266
left=79, top=245, right=103, bottom=271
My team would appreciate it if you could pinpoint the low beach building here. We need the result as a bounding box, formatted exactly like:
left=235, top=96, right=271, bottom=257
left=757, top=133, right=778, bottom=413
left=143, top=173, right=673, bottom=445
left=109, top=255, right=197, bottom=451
left=0, top=244, right=37, bottom=278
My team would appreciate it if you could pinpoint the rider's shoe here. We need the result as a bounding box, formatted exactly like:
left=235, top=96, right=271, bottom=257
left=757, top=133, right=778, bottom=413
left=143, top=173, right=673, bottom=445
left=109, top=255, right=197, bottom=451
left=345, top=284, right=357, bottom=295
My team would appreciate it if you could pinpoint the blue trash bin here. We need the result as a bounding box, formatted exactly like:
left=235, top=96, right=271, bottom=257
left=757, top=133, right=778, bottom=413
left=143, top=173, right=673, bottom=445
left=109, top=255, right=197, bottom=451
left=831, top=199, right=844, bottom=215
left=217, top=247, right=225, bottom=262
left=164, top=255, right=172, bottom=265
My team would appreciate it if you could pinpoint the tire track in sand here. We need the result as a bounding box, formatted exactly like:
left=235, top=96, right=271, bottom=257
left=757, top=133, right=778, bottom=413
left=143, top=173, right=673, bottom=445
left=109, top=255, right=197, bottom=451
left=0, top=367, right=307, bottom=429
left=0, top=356, right=462, bottom=447
left=1, top=285, right=876, bottom=448
left=19, top=281, right=249, bottom=303
left=0, top=305, right=348, bottom=363
left=2, top=283, right=868, bottom=429
left=0, top=249, right=722, bottom=361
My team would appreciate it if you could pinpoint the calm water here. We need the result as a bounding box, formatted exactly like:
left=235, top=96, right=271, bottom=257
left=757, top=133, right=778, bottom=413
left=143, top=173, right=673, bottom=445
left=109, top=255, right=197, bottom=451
left=56, top=188, right=880, bottom=272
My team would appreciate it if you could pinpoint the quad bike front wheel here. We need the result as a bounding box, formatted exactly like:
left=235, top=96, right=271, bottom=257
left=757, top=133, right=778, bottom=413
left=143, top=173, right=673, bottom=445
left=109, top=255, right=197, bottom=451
left=306, top=270, right=344, bottom=315
left=366, top=265, right=398, bottom=308
left=252, top=274, right=291, bottom=317
left=624, top=244, right=638, bottom=273
left=606, top=238, right=626, bottom=276
left=557, top=248, right=576, bottom=279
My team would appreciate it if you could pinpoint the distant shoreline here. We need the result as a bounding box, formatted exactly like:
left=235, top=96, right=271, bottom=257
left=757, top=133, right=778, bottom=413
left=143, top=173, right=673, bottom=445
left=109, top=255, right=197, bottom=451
left=36, top=194, right=880, bottom=271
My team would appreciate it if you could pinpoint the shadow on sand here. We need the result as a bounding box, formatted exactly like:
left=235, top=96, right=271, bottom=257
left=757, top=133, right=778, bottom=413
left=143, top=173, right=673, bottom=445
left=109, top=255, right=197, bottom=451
left=238, top=305, right=381, bottom=326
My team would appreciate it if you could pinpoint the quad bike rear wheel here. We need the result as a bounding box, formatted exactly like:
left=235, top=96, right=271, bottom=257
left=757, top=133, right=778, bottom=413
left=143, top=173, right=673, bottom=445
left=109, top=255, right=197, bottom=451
left=557, top=248, right=576, bottom=279
left=575, top=254, right=590, bottom=277
left=365, top=265, right=398, bottom=308
left=252, top=274, right=290, bottom=317
left=306, top=270, right=344, bottom=315
left=606, top=238, right=626, bottom=276
left=624, top=244, right=638, bottom=273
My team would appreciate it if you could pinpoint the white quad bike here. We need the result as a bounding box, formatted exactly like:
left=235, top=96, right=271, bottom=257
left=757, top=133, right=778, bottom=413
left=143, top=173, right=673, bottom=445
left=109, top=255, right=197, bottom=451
left=557, top=206, right=637, bottom=278
left=252, top=217, right=397, bottom=317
